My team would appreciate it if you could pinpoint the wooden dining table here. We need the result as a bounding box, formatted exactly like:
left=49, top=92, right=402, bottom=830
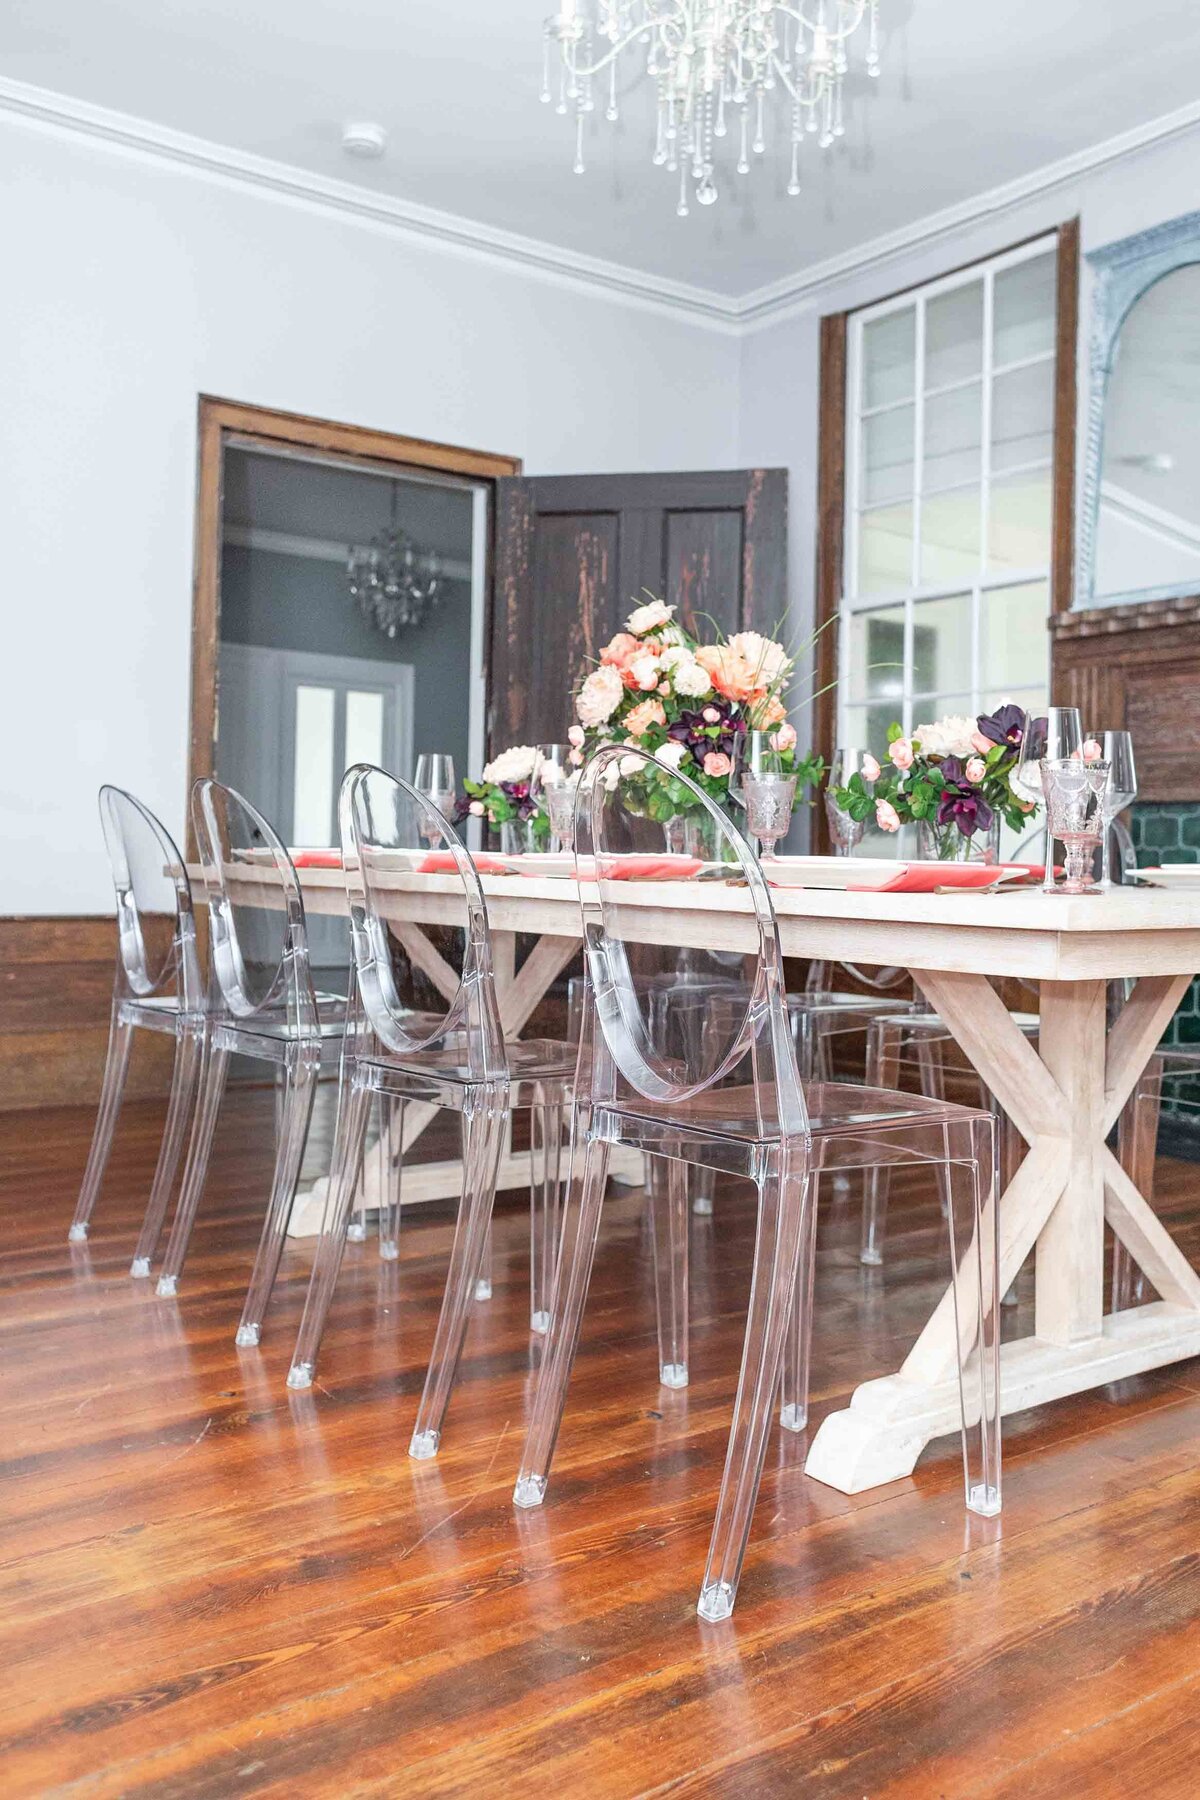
left=257, top=862, right=1200, bottom=1500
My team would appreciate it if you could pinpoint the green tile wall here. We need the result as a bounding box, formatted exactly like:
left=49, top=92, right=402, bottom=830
left=1129, top=806, right=1200, bottom=1148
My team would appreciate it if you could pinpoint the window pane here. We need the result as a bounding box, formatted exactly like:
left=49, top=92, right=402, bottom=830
left=858, top=503, right=913, bottom=595
left=992, top=360, right=1053, bottom=472
left=863, top=308, right=916, bottom=408
left=345, top=688, right=385, bottom=770
left=862, top=404, right=914, bottom=506
left=924, top=382, right=982, bottom=493
left=911, top=593, right=972, bottom=697
left=293, top=684, right=335, bottom=846
left=913, top=694, right=974, bottom=740
left=920, top=487, right=981, bottom=583
left=988, top=469, right=1052, bottom=574
left=994, top=252, right=1056, bottom=366
left=926, top=282, right=983, bottom=389
left=841, top=701, right=902, bottom=762
left=980, top=582, right=1050, bottom=695
left=847, top=604, right=905, bottom=703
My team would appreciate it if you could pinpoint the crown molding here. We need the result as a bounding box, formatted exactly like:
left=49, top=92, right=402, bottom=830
left=3, top=72, right=1200, bottom=334
left=0, top=74, right=740, bottom=330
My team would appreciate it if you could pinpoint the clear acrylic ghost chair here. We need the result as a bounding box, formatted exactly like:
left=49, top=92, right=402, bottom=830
left=155, top=781, right=347, bottom=1347
left=513, top=745, right=1001, bottom=1623
left=284, top=764, right=579, bottom=1447
left=70, top=788, right=206, bottom=1275
left=1112, top=1048, right=1200, bottom=1309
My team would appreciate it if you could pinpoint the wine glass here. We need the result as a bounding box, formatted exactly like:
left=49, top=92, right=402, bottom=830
left=1086, top=728, right=1137, bottom=890
left=825, top=747, right=872, bottom=856
left=531, top=743, right=575, bottom=852
left=413, top=753, right=456, bottom=850
left=1037, top=708, right=1082, bottom=890
left=1040, top=757, right=1110, bottom=895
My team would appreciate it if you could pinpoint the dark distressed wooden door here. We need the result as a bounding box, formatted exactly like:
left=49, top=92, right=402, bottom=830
left=489, top=468, right=787, bottom=749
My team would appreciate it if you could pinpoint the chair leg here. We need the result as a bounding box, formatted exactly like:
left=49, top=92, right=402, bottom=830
left=861, top=1018, right=902, bottom=1265
left=1114, top=1066, right=1162, bottom=1310
left=69, top=1006, right=135, bottom=1242
left=698, top=1152, right=813, bottom=1622
left=780, top=1173, right=820, bottom=1433
left=378, top=1095, right=404, bottom=1261
left=514, top=1132, right=611, bottom=1508
left=156, top=1042, right=230, bottom=1297
left=236, top=1054, right=320, bottom=1347
left=943, top=1115, right=1002, bottom=1518
left=346, top=1087, right=379, bottom=1245
left=409, top=1087, right=507, bottom=1459
left=651, top=1157, right=689, bottom=1388
left=130, top=1023, right=205, bottom=1277
left=915, top=1035, right=951, bottom=1220
left=287, top=1076, right=373, bottom=1390
left=529, top=1099, right=564, bottom=1335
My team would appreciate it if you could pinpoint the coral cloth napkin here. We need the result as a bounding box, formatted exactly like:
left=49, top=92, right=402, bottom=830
left=290, top=849, right=342, bottom=870
left=848, top=863, right=1026, bottom=893
left=418, top=851, right=510, bottom=875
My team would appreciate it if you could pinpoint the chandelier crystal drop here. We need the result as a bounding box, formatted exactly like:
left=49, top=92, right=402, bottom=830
left=541, top=1, right=880, bottom=215
left=347, top=520, right=443, bottom=639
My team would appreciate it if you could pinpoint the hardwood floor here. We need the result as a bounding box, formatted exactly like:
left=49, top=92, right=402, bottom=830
left=3, top=1089, right=1200, bottom=1798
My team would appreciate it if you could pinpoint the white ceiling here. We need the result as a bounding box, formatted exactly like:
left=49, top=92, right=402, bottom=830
left=4, top=0, right=1200, bottom=300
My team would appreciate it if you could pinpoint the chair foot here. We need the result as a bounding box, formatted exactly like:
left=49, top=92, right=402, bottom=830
left=530, top=1309, right=551, bottom=1335
left=409, top=1429, right=440, bottom=1461
left=156, top=1275, right=177, bottom=1298
left=474, top=1277, right=493, bottom=1301
left=968, top=1481, right=1002, bottom=1518
left=779, top=1401, right=808, bottom=1433
left=379, top=1238, right=399, bottom=1262
left=129, top=1256, right=151, bottom=1279
left=692, top=1194, right=714, bottom=1217
left=860, top=1247, right=883, bottom=1267
left=286, top=1362, right=314, bottom=1390
left=235, top=1323, right=260, bottom=1348
left=697, top=1580, right=735, bottom=1623
left=68, top=1222, right=88, bottom=1243
left=659, top=1361, right=689, bottom=1389
left=346, top=1220, right=368, bottom=1243
left=513, top=1473, right=547, bottom=1509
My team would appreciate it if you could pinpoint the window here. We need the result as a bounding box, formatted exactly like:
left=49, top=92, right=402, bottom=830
left=839, top=238, right=1058, bottom=764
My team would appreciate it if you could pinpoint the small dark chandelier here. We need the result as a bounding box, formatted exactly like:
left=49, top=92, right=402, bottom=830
left=347, top=489, right=443, bottom=637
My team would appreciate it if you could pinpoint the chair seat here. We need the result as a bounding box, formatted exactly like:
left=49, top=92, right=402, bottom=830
left=356, top=1035, right=576, bottom=1106
left=118, top=994, right=202, bottom=1036
left=789, top=992, right=916, bottom=1018
left=212, top=991, right=348, bottom=1059
left=601, top=1077, right=990, bottom=1163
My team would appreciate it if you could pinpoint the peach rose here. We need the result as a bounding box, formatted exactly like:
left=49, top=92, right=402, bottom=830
left=875, top=798, right=901, bottom=833
left=970, top=730, right=993, bottom=756
left=627, top=652, right=661, bottom=692
left=703, top=751, right=732, bottom=778
left=600, top=631, right=640, bottom=669
left=965, top=756, right=987, bottom=784
left=749, top=692, right=787, bottom=729
left=624, top=697, right=667, bottom=739
left=862, top=753, right=881, bottom=782
left=695, top=644, right=756, bottom=703
left=771, top=722, right=798, bottom=753
left=888, top=737, right=915, bottom=771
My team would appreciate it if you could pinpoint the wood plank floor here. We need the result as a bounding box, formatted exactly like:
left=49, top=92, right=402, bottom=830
left=3, top=1089, right=1200, bottom=1798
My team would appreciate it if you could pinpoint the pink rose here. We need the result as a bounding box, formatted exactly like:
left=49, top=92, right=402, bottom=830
left=702, top=706, right=721, bottom=724
left=567, top=724, right=585, bottom=747
left=771, top=721, right=798, bottom=753
left=875, top=798, right=901, bottom=833
left=468, top=800, right=485, bottom=817
left=970, top=730, right=992, bottom=756
left=965, top=756, right=987, bottom=784
left=703, top=751, right=732, bottom=778
left=861, top=753, right=881, bottom=782
left=568, top=747, right=583, bottom=766
left=1082, top=738, right=1103, bottom=764
left=888, top=738, right=914, bottom=771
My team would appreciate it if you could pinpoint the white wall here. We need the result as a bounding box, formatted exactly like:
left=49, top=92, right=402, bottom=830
left=0, top=115, right=741, bottom=914
left=737, top=123, right=1200, bottom=730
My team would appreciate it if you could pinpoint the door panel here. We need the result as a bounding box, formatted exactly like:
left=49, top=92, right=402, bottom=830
left=490, top=468, right=787, bottom=748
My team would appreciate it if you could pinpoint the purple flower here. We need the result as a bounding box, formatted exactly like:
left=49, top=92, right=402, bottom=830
left=976, top=703, right=1031, bottom=750
left=667, top=705, right=741, bottom=760
left=500, top=779, right=538, bottom=821
left=937, top=786, right=994, bottom=838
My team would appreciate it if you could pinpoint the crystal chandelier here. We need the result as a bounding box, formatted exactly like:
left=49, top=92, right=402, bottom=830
left=541, top=1, right=880, bottom=215
left=346, top=492, right=443, bottom=639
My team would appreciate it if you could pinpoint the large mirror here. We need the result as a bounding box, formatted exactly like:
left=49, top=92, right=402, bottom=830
left=1081, top=210, right=1200, bottom=607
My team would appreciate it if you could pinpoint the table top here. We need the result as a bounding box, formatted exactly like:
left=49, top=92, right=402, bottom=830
left=199, top=863, right=1200, bottom=984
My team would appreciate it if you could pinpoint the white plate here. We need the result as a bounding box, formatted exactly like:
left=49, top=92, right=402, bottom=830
left=498, top=852, right=577, bottom=877
left=1136, top=866, right=1200, bottom=890
left=760, top=856, right=906, bottom=890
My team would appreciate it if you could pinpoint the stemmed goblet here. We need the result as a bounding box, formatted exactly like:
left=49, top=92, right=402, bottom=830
left=733, top=732, right=797, bottom=862
left=531, top=743, right=576, bottom=853
left=413, top=753, right=456, bottom=850
left=824, top=747, right=872, bottom=856
left=1040, top=756, right=1110, bottom=896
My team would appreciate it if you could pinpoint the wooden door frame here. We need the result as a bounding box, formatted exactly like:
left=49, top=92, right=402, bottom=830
left=811, top=220, right=1081, bottom=850
left=189, top=396, right=521, bottom=825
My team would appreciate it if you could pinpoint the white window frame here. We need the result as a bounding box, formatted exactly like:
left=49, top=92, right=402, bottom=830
left=838, top=233, right=1059, bottom=744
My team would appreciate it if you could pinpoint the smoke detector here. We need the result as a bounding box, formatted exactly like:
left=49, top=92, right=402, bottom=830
left=341, top=122, right=387, bottom=160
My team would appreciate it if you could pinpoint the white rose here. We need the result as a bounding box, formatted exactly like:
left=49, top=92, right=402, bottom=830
left=913, top=715, right=978, bottom=760
left=626, top=599, right=675, bottom=635
left=481, top=744, right=538, bottom=784
left=727, top=631, right=791, bottom=687
left=655, top=742, right=687, bottom=772
left=575, top=665, right=624, bottom=727
left=672, top=658, right=712, bottom=698
left=628, top=653, right=661, bottom=691
left=657, top=643, right=689, bottom=670
left=619, top=754, right=643, bottom=778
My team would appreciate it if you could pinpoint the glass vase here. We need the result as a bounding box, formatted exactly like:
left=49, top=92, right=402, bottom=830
left=917, top=816, right=1002, bottom=864
left=500, top=819, right=539, bottom=856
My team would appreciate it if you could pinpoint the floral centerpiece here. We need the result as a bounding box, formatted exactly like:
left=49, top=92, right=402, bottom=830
left=832, top=703, right=1043, bottom=861
left=454, top=745, right=549, bottom=851
left=569, top=596, right=823, bottom=839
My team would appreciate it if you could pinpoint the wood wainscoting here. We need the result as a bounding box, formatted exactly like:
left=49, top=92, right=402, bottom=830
left=0, top=918, right=175, bottom=1112
left=1050, top=595, right=1200, bottom=801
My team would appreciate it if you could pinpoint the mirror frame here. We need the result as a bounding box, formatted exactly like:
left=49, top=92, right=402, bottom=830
left=1079, top=207, right=1200, bottom=609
